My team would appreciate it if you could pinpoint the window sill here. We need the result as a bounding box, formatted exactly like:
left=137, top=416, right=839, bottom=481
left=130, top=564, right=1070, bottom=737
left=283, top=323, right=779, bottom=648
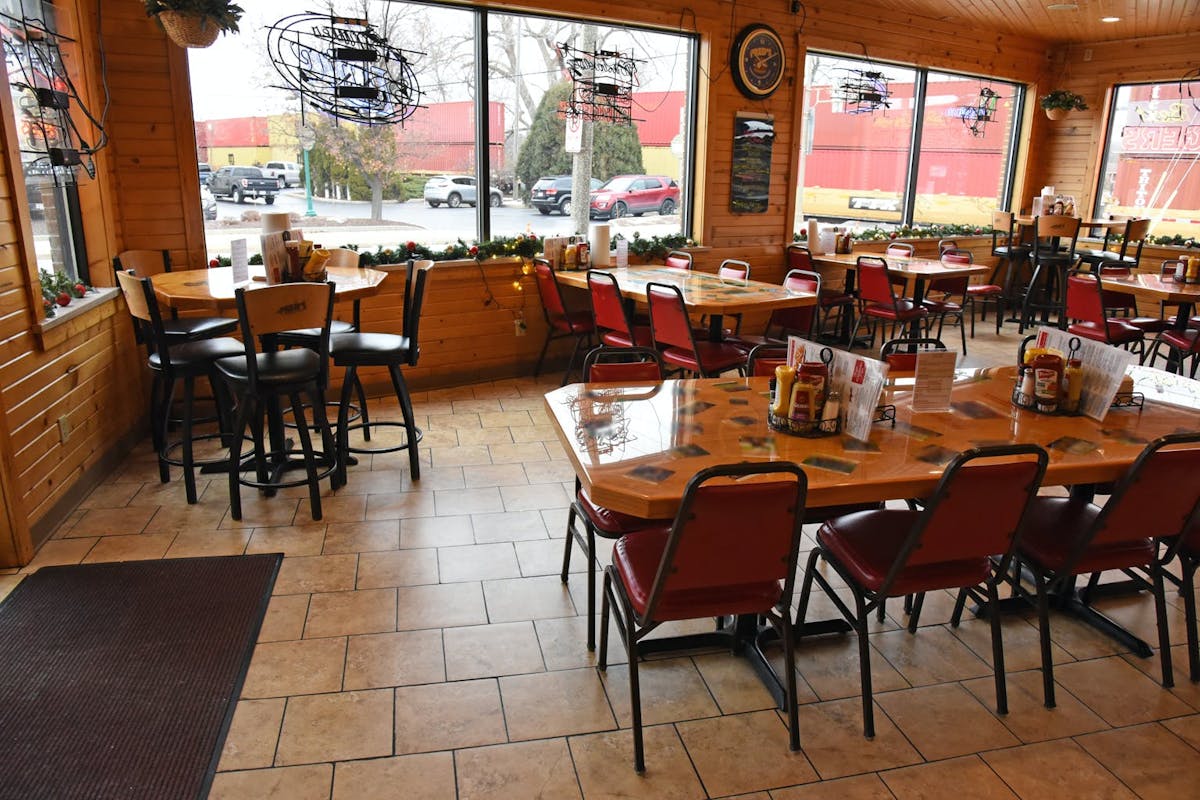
left=34, top=287, right=121, bottom=350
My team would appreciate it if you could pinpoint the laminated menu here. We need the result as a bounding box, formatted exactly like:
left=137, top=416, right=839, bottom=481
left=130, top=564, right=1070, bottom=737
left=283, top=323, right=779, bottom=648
left=1033, top=326, right=1135, bottom=420
left=787, top=337, right=889, bottom=441
left=911, top=350, right=958, bottom=413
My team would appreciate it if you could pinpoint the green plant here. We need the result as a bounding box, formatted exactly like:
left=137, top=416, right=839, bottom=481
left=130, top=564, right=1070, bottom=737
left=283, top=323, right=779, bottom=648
left=143, top=0, right=243, bottom=34
left=1039, top=89, right=1088, bottom=112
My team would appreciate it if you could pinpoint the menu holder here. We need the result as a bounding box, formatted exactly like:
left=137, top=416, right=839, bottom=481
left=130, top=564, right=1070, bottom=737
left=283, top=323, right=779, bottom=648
left=230, top=239, right=249, bottom=284
left=787, top=336, right=889, bottom=441
left=767, top=409, right=840, bottom=438
left=1032, top=327, right=1135, bottom=420
left=260, top=231, right=289, bottom=285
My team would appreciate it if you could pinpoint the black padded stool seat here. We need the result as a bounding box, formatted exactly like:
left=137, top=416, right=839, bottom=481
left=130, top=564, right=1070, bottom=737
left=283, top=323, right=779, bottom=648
left=215, top=348, right=324, bottom=385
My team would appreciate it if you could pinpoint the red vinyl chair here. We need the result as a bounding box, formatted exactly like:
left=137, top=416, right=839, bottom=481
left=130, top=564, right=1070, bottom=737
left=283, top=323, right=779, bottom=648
left=849, top=256, right=929, bottom=350
left=945, top=248, right=1008, bottom=338
left=730, top=269, right=820, bottom=350
left=587, top=270, right=653, bottom=349
left=1064, top=270, right=1145, bottom=360
left=879, top=337, right=948, bottom=373
left=1145, top=326, right=1200, bottom=377
left=600, top=461, right=808, bottom=772
left=885, top=243, right=914, bottom=258
left=561, top=347, right=670, bottom=651
left=797, top=444, right=1048, bottom=737
left=1095, top=264, right=1171, bottom=334
left=787, top=244, right=856, bottom=340
left=701, top=259, right=752, bottom=334
left=647, top=282, right=747, bottom=377
left=663, top=250, right=693, bottom=270
left=922, top=252, right=970, bottom=353
left=1163, top=507, right=1200, bottom=683
left=745, top=343, right=787, bottom=377
left=533, top=258, right=595, bottom=385
left=1016, top=433, right=1200, bottom=704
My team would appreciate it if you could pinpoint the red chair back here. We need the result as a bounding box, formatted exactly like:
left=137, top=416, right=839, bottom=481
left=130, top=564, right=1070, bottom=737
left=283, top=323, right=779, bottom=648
left=643, top=463, right=807, bottom=619
left=647, top=282, right=697, bottom=351
left=786, top=244, right=814, bottom=271
left=941, top=251, right=973, bottom=266
left=1065, top=271, right=1106, bottom=326
left=664, top=250, right=692, bottom=271
left=746, top=344, right=787, bottom=377
left=588, top=270, right=633, bottom=336
left=880, top=338, right=947, bottom=373
left=584, top=345, right=663, bottom=383
left=718, top=259, right=750, bottom=280
left=938, top=239, right=959, bottom=255
left=534, top=259, right=568, bottom=320
left=764, top=269, right=820, bottom=336
left=886, top=244, right=914, bottom=258
left=856, top=257, right=896, bottom=306
left=880, top=446, right=1047, bottom=591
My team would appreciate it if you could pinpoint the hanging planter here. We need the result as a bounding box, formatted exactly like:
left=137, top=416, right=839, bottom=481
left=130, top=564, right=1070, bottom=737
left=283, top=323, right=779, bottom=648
left=144, top=0, right=243, bottom=49
left=1040, top=89, right=1088, bottom=120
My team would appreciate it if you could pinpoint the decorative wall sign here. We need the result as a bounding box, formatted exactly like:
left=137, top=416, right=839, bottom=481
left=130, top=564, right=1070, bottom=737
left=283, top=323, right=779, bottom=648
left=730, top=24, right=785, bottom=100
left=557, top=42, right=640, bottom=126
left=833, top=68, right=892, bottom=114
left=266, top=12, right=423, bottom=126
left=730, top=113, right=774, bottom=213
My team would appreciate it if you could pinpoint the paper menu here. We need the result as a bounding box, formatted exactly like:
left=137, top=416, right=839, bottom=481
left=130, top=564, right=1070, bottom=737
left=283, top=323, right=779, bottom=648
left=260, top=232, right=289, bottom=285
left=615, top=239, right=628, bottom=269
left=911, top=350, right=958, bottom=413
left=1034, top=326, right=1135, bottom=420
left=230, top=239, right=249, bottom=284
left=786, top=337, right=889, bottom=441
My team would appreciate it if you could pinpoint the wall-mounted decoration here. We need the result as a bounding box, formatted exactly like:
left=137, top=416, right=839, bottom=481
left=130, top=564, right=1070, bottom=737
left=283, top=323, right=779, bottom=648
left=557, top=42, right=641, bottom=126
left=730, top=113, right=774, bottom=214
left=833, top=68, right=892, bottom=114
left=952, top=87, right=1001, bottom=137
left=266, top=13, right=423, bottom=126
left=730, top=24, right=785, bottom=100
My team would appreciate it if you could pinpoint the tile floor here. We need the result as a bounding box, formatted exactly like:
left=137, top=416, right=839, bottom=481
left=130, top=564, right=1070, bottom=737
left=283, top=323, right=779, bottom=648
left=4, top=322, right=1200, bottom=799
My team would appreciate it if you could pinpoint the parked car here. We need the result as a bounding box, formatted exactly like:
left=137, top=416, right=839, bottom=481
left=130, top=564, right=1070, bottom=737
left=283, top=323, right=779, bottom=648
left=530, top=175, right=602, bottom=215
left=262, top=160, right=301, bottom=188
left=423, top=175, right=502, bottom=208
left=589, top=175, right=680, bottom=219
left=197, top=162, right=212, bottom=186
left=208, top=166, right=278, bottom=205
left=200, top=185, right=217, bottom=220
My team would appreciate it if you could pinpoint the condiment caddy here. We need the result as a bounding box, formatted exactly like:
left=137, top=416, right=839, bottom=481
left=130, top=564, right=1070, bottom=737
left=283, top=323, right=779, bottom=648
left=1011, top=335, right=1142, bottom=415
left=768, top=349, right=841, bottom=436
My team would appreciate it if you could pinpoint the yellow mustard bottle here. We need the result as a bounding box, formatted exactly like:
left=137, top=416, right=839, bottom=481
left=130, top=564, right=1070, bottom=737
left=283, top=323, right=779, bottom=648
left=773, top=365, right=795, bottom=416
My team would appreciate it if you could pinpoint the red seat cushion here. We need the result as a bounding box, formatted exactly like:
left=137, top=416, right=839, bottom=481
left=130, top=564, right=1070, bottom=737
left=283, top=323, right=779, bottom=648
left=921, top=298, right=963, bottom=313
left=862, top=300, right=928, bottom=322
left=1018, top=497, right=1154, bottom=574
left=600, top=325, right=655, bottom=348
left=966, top=284, right=1004, bottom=296
left=613, top=529, right=781, bottom=620
left=1161, top=329, right=1200, bottom=354
left=661, top=341, right=746, bottom=374
left=816, top=510, right=991, bottom=596
left=552, top=310, right=595, bottom=335
left=577, top=489, right=669, bottom=536
left=1066, top=320, right=1142, bottom=346
left=1127, top=317, right=1171, bottom=334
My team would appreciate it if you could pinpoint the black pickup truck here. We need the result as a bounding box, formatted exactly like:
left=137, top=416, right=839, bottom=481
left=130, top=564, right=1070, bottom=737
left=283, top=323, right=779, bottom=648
left=208, top=166, right=278, bottom=205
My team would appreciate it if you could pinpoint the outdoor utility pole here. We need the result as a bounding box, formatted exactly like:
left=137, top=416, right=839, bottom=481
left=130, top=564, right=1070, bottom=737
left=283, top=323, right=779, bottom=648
left=299, top=103, right=317, bottom=217
left=570, top=25, right=597, bottom=236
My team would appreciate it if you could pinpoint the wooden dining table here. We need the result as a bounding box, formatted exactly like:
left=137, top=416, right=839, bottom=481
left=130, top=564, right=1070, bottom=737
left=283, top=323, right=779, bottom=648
left=544, top=365, right=1200, bottom=661
left=151, top=265, right=388, bottom=311
left=553, top=265, right=817, bottom=341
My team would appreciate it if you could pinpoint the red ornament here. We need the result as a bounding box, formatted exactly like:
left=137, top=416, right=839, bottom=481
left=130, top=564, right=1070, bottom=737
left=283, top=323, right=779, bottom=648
left=406, top=241, right=417, bottom=251
left=57, top=291, right=71, bottom=306
left=209, top=259, right=220, bottom=268
left=469, top=245, right=480, bottom=256
left=889, top=232, right=899, bottom=239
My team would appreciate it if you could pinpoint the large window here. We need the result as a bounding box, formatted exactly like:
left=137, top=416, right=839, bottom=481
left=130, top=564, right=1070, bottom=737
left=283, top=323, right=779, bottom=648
left=189, top=2, right=697, bottom=259
left=1096, top=81, right=1200, bottom=240
left=798, top=52, right=1022, bottom=230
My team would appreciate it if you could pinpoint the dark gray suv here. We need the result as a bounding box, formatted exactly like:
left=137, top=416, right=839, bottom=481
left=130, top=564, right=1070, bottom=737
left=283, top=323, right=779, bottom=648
left=530, top=175, right=602, bottom=216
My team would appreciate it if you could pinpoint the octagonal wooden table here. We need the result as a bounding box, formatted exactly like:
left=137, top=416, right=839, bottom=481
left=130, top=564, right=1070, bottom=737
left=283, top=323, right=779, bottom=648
left=150, top=265, right=387, bottom=311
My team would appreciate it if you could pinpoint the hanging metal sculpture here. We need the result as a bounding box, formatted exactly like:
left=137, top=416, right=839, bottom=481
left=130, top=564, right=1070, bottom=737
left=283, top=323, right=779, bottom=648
left=266, top=12, right=423, bottom=126
left=557, top=42, right=641, bottom=126
left=833, top=68, right=892, bottom=114
left=958, top=87, right=1001, bottom=137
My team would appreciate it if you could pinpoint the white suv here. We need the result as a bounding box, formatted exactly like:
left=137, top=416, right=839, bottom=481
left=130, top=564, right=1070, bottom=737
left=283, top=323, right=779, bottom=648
left=263, top=161, right=301, bottom=188
left=423, top=175, right=502, bottom=208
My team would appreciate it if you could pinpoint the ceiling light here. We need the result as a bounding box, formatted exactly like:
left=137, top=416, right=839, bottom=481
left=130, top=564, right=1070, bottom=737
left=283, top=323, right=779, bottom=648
left=1101, top=15, right=1121, bottom=21
left=1046, top=3, right=1079, bottom=9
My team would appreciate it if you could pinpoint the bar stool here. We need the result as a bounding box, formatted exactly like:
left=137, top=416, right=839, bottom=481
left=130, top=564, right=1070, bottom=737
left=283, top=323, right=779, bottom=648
left=114, top=249, right=238, bottom=342
left=115, top=270, right=243, bottom=504
left=1020, top=215, right=1081, bottom=332
left=331, top=261, right=431, bottom=485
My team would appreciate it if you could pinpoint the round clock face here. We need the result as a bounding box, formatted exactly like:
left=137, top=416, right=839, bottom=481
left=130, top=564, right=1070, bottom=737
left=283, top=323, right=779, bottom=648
left=732, top=25, right=785, bottom=100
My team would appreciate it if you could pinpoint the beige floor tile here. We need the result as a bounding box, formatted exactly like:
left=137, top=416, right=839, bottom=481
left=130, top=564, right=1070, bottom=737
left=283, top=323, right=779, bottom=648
left=1121, top=644, right=1200, bottom=712
left=321, top=519, right=400, bottom=554
left=438, top=542, right=521, bottom=582
left=1162, top=713, right=1200, bottom=749
left=600, top=657, right=720, bottom=728
left=948, top=613, right=1074, bottom=671
left=982, top=739, right=1136, bottom=799
left=209, top=764, right=332, bottom=800
left=356, top=548, right=439, bottom=588
left=874, top=683, right=1020, bottom=761
left=499, top=482, right=570, bottom=511
left=515, top=538, right=584, bottom=577
left=303, top=587, right=396, bottom=638
left=479, top=410, right=536, bottom=428
left=770, top=773, right=894, bottom=799
left=364, top=491, right=438, bottom=520
left=534, top=615, right=612, bottom=671
left=880, top=756, right=1017, bottom=800
left=1027, top=610, right=1130, bottom=660
left=794, top=635, right=910, bottom=701
left=220, top=495, right=301, bottom=529
left=144, top=501, right=229, bottom=534
left=455, top=738, right=582, bottom=800
left=570, top=724, right=706, bottom=799
left=462, top=463, right=529, bottom=488
left=399, top=515, right=475, bottom=548
left=82, top=533, right=176, bottom=563
left=433, top=486, right=505, bottom=515
left=1051, top=655, right=1192, bottom=726
left=273, top=553, right=358, bottom=595
left=457, top=426, right=517, bottom=446
left=218, top=698, right=286, bottom=771
left=443, top=620, right=545, bottom=680
left=489, top=441, right=549, bottom=464
left=79, top=481, right=140, bottom=509
left=164, top=529, right=250, bottom=558
left=693, top=652, right=781, bottom=715
left=1089, top=593, right=1191, bottom=647
left=258, top=594, right=310, bottom=643
left=296, top=493, right=367, bottom=524
left=0, top=574, right=20, bottom=602
left=395, top=581, right=489, bottom=630
left=344, top=629, right=444, bottom=689
left=276, top=688, right=393, bottom=765
left=1077, top=722, right=1200, bottom=800
left=332, top=752, right=456, bottom=800
left=522, top=459, right=578, bottom=481
left=21, top=538, right=96, bottom=570
left=65, top=506, right=157, bottom=537
left=330, top=468, right=409, bottom=496
left=471, top=510, right=552, bottom=543
left=500, top=667, right=617, bottom=740
left=394, top=678, right=508, bottom=753
left=482, top=574, right=577, bottom=622
left=872, top=625, right=993, bottom=686
left=675, top=710, right=817, bottom=797
left=430, top=445, right=494, bottom=469
left=245, top=525, right=327, bottom=557
left=796, top=697, right=922, bottom=780
left=242, top=637, right=346, bottom=698
left=961, top=668, right=1108, bottom=742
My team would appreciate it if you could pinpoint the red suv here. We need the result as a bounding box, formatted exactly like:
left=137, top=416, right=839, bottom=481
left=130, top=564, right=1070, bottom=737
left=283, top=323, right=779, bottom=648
left=589, top=175, right=680, bottom=220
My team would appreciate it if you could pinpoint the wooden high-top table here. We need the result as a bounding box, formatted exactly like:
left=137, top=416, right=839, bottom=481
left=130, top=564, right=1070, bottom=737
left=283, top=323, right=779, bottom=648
left=545, top=366, right=1200, bottom=668
left=150, top=265, right=387, bottom=311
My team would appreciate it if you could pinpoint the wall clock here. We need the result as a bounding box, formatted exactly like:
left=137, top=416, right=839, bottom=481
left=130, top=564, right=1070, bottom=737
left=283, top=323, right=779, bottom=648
left=731, top=24, right=785, bottom=100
